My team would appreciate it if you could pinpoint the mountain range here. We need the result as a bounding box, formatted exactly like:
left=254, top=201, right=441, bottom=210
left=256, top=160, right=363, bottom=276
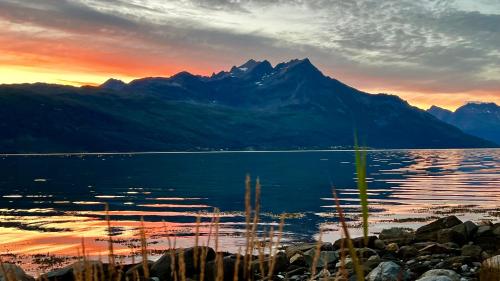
left=427, top=102, right=500, bottom=145
left=0, top=58, right=496, bottom=153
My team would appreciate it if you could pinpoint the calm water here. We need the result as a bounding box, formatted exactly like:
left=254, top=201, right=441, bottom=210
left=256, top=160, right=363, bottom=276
left=0, top=149, right=499, bottom=270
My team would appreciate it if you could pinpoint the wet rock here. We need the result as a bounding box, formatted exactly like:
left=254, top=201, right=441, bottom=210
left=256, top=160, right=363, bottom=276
left=0, top=263, right=34, bottom=281
left=379, top=228, right=415, bottom=245
left=416, top=216, right=462, bottom=242
left=417, top=269, right=461, bottom=281
left=364, top=255, right=382, bottom=272
left=398, top=246, right=418, bottom=259
left=460, top=245, right=482, bottom=260
left=451, top=221, right=477, bottom=241
left=366, top=261, right=406, bottom=281
left=437, top=229, right=466, bottom=245
left=251, top=252, right=288, bottom=275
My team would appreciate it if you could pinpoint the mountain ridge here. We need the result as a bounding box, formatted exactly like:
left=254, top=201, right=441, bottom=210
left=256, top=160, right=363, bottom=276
left=427, top=102, right=500, bottom=145
left=0, top=58, right=496, bottom=153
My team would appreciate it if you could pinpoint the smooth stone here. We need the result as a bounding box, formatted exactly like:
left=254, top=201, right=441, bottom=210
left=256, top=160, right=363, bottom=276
left=0, top=263, right=34, bottom=281
left=285, top=243, right=320, bottom=258
left=366, top=261, right=405, bottom=281
left=125, top=260, right=154, bottom=279
left=417, top=269, right=461, bottom=281
left=475, top=225, right=492, bottom=237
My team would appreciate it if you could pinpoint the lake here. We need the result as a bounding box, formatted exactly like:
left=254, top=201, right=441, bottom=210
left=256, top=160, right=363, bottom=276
left=0, top=149, right=498, bottom=272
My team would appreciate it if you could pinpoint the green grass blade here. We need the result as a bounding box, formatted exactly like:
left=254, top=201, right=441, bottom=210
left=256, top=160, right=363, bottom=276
left=354, top=134, right=369, bottom=246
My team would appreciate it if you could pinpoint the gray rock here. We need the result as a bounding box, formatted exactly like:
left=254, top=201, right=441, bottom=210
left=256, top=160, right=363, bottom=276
left=379, top=228, right=415, bottom=245
left=475, top=225, right=492, bottom=237
left=460, top=244, right=482, bottom=260
left=417, top=269, right=460, bottom=281
left=0, top=263, right=34, bottom=281
left=416, top=216, right=462, bottom=242
left=366, top=261, right=405, bottom=281
left=285, top=243, right=319, bottom=258
left=302, top=248, right=338, bottom=268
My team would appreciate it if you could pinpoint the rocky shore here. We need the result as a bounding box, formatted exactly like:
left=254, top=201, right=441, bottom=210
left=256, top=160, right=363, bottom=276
left=2, top=216, right=499, bottom=281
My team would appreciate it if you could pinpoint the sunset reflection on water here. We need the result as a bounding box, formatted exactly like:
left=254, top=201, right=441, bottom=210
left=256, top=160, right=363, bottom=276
left=0, top=149, right=498, bottom=273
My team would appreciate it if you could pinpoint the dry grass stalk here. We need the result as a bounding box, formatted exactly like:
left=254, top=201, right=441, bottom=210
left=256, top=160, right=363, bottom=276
left=267, top=215, right=285, bottom=280
left=333, top=189, right=364, bottom=281
left=140, top=217, right=150, bottom=279
left=233, top=248, right=242, bottom=281
left=243, top=174, right=252, bottom=279
left=194, top=214, right=201, bottom=270
left=309, top=230, right=323, bottom=281
left=104, top=203, right=115, bottom=276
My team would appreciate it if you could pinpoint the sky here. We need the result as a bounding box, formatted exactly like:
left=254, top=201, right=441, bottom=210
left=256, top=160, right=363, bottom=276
left=0, top=0, right=499, bottom=110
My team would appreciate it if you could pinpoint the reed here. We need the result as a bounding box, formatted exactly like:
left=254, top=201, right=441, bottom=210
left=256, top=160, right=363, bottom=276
left=354, top=137, right=369, bottom=246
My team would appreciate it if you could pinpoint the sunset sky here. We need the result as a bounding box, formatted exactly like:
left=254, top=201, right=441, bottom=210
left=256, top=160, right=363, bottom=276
left=1, top=0, right=499, bottom=110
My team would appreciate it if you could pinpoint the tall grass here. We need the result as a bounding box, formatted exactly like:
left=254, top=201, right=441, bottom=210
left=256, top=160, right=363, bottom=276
left=354, top=136, right=369, bottom=246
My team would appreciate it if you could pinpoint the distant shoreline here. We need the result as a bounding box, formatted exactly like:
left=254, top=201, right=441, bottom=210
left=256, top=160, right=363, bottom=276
left=0, top=147, right=499, bottom=157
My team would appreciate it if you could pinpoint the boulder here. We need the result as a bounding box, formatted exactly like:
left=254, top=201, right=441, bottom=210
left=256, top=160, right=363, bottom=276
left=436, top=229, right=466, bottom=245
left=416, top=269, right=460, bottom=281
left=0, top=263, right=34, bottom=281
left=460, top=244, right=482, bottom=260
left=416, top=216, right=462, bottom=242
left=366, top=261, right=405, bottom=281
left=481, top=255, right=500, bottom=281
left=451, top=221, right=477, bottom=241
left=379, top=228, right=415, bottom=245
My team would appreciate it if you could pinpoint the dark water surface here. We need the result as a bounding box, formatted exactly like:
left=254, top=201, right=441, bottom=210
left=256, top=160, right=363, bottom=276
left=0, top=149, right=498, bottom=270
